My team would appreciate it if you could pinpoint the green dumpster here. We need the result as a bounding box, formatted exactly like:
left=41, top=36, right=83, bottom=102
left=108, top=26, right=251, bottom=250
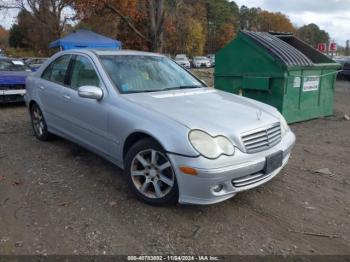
left=215, top=31, right=341, bottom=123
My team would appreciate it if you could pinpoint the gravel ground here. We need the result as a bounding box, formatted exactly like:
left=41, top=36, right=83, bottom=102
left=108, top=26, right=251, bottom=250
left=0, top=72, right=349, bottom=255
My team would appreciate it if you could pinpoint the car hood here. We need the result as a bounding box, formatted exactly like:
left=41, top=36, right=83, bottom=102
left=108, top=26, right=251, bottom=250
left=0, top=71, right=31, bottom=85
left=124, top=88, right=280, bottom=148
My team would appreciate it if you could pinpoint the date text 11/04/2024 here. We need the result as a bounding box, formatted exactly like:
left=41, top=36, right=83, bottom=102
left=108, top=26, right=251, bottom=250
left=127, top=255, right=219, bottom=261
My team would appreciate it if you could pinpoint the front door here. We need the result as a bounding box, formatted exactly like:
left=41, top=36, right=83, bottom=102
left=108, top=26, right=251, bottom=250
left=60, top=54, right=110, bottom=156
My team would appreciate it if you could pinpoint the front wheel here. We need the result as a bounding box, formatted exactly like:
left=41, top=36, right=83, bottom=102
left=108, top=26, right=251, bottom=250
left=124, top=138, right=179, bottom=206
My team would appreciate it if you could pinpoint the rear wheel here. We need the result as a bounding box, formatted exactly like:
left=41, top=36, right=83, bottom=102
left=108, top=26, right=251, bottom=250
left=30, top=103, right=53, bottom=141
left=124, top=138, right=179, bottom=205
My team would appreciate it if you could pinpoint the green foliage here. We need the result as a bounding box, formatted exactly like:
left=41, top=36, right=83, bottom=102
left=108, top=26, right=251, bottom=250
left=205, top=0, right=239, bottom=53
left=239, top=6, right=261, bottom=30
left=297, top=23, right=330, bottom=47
left=206, top=0, right=239, bottom=25
left=9, top=24, right=27, bottom=48
left=238, top=6, right=295, bottom=33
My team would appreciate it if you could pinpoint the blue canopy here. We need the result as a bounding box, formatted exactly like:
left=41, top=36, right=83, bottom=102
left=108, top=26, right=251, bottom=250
left=49, top=29, right=122, bottom=50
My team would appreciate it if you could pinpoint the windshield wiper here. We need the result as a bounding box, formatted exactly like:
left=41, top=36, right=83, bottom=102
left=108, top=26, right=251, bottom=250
left=125, top=85, right=203, bottom=94
left=126, top=89, right=164, bottom=94
left=163, top=85, right=203, bottom=91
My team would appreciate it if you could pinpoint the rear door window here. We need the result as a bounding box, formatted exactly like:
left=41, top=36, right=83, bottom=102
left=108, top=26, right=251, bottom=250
left=42, top=55, right=71, bottom=85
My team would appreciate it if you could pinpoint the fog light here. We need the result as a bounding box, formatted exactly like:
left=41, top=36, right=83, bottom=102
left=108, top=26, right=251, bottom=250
left=212, top=184, right=223, bottom=193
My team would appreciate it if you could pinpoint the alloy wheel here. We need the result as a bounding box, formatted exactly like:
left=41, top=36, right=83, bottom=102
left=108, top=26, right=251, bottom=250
left=31, top=105, right=45, bottom=137
left=130, top=149, right=175, bottom=199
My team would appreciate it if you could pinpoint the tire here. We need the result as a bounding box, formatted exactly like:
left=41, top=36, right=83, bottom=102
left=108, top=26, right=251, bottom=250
left=124, top=138, right=179, bottom=206
left=30, top=103, right=53, bottom=141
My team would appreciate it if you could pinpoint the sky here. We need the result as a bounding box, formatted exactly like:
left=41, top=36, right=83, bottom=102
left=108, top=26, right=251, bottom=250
left=0, top=0, right=349, bottom=45
left=234, top=0, right=350, bottom=45
left=0, top=9, right=18, bottom=29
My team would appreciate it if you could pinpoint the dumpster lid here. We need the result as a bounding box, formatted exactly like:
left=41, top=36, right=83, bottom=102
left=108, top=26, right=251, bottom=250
left=242, top=31, right=314, bottom=67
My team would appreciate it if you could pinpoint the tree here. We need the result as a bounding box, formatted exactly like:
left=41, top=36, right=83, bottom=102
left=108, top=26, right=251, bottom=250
left=9, top=24, right=26, bottom=48
left=298, top=23, right=330, bottom=47
left=205, top=0, right=238, bottom=52
left=239, top=6, right=296, bottom=33
left=75, top=0, right=166, bottom=52
left=162, top=0, right=207, bottom=55
left=186, top=19, right=206, bottom=55
left=75, top=6, right=128, bottom=47
left=239, top=6, right=261, bottom=30
left=258, top=11, right=296, bottom=33
left=0, top=26, right=9, bottom=47
left=1, top=0, right=74, bottom=54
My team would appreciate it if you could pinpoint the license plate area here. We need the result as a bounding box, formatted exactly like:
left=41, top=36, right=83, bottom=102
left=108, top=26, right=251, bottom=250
left=264, top=151, right=283, bottom=174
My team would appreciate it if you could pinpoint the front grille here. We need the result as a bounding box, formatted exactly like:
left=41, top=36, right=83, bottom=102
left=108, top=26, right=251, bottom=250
left=232, top=172, right=269, bottom=188
left=241, top=123, right=281, bottom=153
left=0, top=84, right=26, bottom=91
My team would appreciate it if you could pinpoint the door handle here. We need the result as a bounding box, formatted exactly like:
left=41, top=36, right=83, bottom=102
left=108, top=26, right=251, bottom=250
left=39, top=85, right=45, bottom=90
left=63, top=94, right=71, bottom=100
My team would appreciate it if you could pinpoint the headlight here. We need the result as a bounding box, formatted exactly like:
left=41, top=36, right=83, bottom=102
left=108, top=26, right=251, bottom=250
left=277, top=111, right=290, bottom=136
left=189, top=130, right=235, bottom=159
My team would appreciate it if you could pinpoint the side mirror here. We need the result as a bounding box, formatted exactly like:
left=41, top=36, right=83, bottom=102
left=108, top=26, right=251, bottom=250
left=78, top=86, right=103, bottom=100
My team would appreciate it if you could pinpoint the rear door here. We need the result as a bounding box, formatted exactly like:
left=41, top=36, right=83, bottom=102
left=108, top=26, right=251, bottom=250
left=38, top=54, right=72, bottom=129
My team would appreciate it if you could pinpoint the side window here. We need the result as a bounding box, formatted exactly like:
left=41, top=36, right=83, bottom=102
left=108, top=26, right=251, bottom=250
left=41, top=63, right=53, bottom=80
left=50, top=55, right=71, bottom=85
left=42, top=55, right=71, bottom=85
left=70, top=56, right=100, bottom=90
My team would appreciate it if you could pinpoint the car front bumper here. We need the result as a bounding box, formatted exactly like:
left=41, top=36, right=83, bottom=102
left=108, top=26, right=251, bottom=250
left=0, top=89, right=26, bottom=103
left=194, top=63, right=210, bottom=68
left=167, top=130, right=296, bottom=205
left=178, top=63, right=190, bottom=68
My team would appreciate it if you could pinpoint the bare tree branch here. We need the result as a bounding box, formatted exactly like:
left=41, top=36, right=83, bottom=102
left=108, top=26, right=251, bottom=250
left=104, top=1, right=151, bottom=43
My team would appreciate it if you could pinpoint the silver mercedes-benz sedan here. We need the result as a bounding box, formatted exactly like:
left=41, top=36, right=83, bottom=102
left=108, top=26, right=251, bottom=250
left=25, top=49, right=295, bottom=205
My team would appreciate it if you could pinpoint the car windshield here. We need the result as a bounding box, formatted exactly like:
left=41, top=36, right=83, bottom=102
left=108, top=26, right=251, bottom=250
left=99, top=55, right=204, bottom=94
left=195, top=57, right=207, bottom=61
left=0, top=59, right=31, bottom=71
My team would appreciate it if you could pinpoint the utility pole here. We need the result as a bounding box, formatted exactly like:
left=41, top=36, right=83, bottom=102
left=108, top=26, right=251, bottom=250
left=346, top=40, right=350, bottom=56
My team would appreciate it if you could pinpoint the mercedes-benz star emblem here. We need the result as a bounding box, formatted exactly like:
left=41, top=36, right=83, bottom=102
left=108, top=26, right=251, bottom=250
left=256, top=110, right=262, bottom=120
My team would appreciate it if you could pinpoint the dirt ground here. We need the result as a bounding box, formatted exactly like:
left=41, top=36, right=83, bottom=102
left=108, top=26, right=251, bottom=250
left=0, top=71, right=349, bottom=255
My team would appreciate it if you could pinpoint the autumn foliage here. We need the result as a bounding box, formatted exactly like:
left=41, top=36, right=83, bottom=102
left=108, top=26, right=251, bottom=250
left=3, top=0, right=331, bottom=56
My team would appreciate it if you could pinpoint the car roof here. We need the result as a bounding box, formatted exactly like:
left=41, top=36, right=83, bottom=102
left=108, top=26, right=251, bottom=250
left=62, top=49, right=164, bottom=57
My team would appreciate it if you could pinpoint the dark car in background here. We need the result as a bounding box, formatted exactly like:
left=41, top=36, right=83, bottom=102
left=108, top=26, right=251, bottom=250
left=24, top=57, right=48, bottom=71
left=334, top=56, right=350, bottom=80
left=0, top=57, right=32, bottom=103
